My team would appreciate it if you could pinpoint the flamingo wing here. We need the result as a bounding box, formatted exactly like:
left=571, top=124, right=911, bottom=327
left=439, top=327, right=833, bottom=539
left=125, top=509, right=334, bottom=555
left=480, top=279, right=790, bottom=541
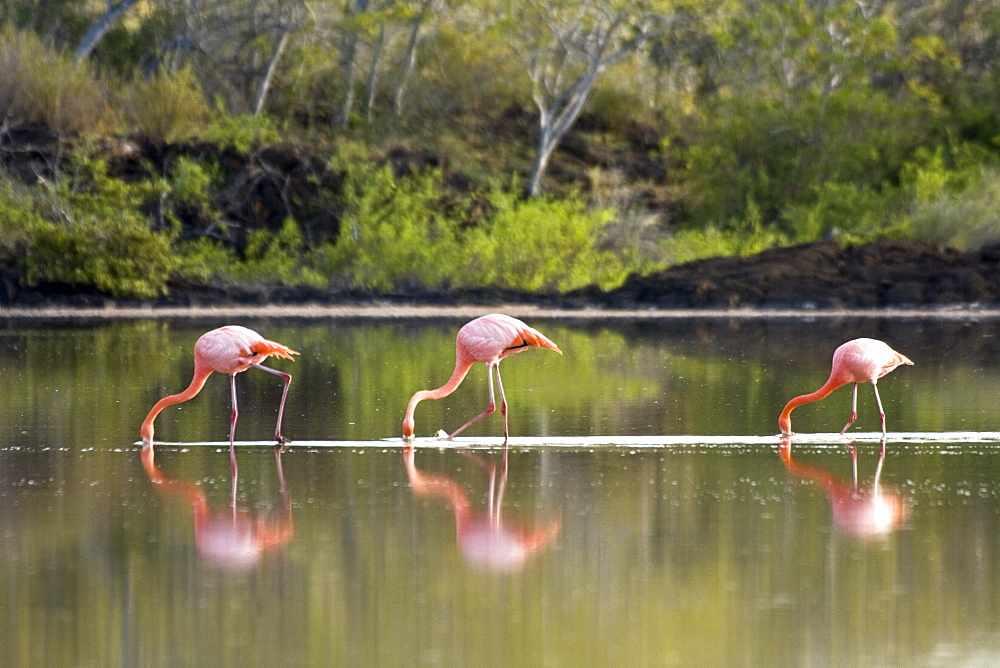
left=458, top=314, right=561, bottom=364
left=197, top=326, right=299, bottom=374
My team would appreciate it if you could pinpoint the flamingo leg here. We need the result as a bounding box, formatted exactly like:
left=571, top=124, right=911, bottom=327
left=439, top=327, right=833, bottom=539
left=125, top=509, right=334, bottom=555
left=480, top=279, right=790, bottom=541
left=871, top=381, right=887, bottom=436
left=497, top=447, right=508, bottom=525
left=487, top=461, right=497, bottom=526
left=447, top=364, right=497, bottom=440
left=274, top=444, right=291, bottom=512
left=229, top=373, right=239, bottom=496
left=848, top=443, right=859, bottom=492
left=495, top=362, right=509, bottom=444
left=250, top=363, right=293, bottom=445
left=873, top=440, right=886, bottom=494
left=840, top=383, right=860, bottom=434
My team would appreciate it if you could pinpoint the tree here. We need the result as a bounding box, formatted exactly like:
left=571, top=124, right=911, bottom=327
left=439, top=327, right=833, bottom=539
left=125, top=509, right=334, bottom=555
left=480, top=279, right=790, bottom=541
left=74, top=0, right=142, bottom=61
left=508, top=0, right=665, bottom=196
left=149, top=0, right=306, bottom=115
left=392, top=0, right=439, bottom=116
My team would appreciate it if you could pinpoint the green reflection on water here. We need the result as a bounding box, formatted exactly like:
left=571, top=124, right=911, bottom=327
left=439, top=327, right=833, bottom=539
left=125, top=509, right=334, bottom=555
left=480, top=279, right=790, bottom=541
left=1, top=316, right=996, bottom=444
left=0, top=315, right=999, bottom=665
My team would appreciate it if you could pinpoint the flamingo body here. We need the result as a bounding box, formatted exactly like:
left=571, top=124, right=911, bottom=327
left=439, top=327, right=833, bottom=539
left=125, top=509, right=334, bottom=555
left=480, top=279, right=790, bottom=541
left=142, top=444, right=293, bottom=570
left=779, top=438, right=907, bottom=538
left=140, top=326, right=299, bottom=448
left=193, top=325, right=292, bottom=375
left=403, top=445, right=561, bottom=571
left=778, top=338, right=912, bottom=436
left=402, top=314, right=562, bottom=442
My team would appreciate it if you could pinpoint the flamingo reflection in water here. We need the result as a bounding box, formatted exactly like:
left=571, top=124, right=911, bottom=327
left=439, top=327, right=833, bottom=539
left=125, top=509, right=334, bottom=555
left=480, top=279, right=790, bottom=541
left=140, top=326, right=299, bottom=481
left=778, top=437, right=908, bottom=538
left=403, top=445, right=561, bottom=571
left=141, top=445, right=294, bottom=569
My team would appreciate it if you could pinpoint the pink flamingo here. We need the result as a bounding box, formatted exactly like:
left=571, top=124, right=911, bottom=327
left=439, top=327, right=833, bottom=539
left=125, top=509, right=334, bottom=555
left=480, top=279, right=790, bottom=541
left=778, top=437, right=907, bottom=538
left=403, top=445, right=561, bottom=570
left=402, top=314, right=562, bottom=443
left=779, top=338, right=912, bottom=436
left=142, top=445, right=294, bottom=569
left=140, top=326, right=299, bottom=474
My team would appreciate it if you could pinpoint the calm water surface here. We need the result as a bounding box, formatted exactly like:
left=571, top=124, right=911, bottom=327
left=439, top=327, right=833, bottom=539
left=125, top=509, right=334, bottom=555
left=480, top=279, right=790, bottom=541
left=2, top=314, right=1000, bottom=666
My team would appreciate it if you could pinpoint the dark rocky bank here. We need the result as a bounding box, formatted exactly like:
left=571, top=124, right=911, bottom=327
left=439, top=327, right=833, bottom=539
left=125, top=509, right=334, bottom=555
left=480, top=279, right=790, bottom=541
left=5, top=239, right=1000, bottom=311
left=583, top=240, right=1000, bottom=309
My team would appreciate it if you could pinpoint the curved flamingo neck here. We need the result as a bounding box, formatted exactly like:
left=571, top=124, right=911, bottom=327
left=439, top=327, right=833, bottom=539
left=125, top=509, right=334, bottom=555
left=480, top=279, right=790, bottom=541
left=403, top=447, right=472, bottom=523
left=141, top=364, right=214, bottom=443
left=141, top=445, right=209, bottom=514
left=779, top=377, right=845, bottom=433
left=402, top=356, right=475, bottom=438
left=779, top=448, right=843, bottom=495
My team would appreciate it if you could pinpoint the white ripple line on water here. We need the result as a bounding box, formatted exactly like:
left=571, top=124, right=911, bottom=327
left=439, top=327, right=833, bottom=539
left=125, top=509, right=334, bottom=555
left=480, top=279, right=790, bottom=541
left=132, top=432, right=1000, bottom=449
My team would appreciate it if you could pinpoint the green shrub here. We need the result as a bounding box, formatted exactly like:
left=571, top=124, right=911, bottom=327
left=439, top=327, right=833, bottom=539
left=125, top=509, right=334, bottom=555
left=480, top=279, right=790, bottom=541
left=900, top=144, right=993, bottom=203
left=175, top=237, right=239, bottom=282
left=321, top=162, right=463, bottom=291
left=910, top=167, right=1000, bottom=250
left=23, top=216, right=176, bottom=298
left=178, top=220, right=328, bottom=288
left=235, top=218, right=326, bottom=287
left=203, top=110, right=281, bottom=153
left=0, top=27, right=110, bottom=135
left=12, top=149, right=177, bottom=298
left=782, top=181, right=907, bottom=243
left=169, top=157, right=219, bottom=206
left=462, top=188, right=627, bottom=291
left=0, top=181, right=47, bottom=254
left=660, top=203, right=788, bottom=266
left=122, top=66, right=208, bottom=143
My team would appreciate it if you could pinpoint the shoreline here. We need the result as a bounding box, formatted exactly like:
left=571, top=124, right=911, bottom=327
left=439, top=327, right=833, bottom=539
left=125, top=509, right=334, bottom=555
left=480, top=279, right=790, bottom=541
left=3, top=303, right=1000, bottom=321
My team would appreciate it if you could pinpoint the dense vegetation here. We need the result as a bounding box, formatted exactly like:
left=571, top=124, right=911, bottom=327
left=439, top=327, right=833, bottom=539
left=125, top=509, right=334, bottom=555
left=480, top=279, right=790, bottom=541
left=0, top=0, right=998, bottom=299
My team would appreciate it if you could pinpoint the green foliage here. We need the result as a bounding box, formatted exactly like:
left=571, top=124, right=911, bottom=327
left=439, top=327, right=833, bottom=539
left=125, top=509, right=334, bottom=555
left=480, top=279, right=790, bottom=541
left=169, top=157, right=219, bottom=206
left=462, top=188, right=627, bottom=291
left=782, top=181, right=907, bottom=243
left=910, top=167, right=1000, bottom=251
left=234, top=218, right=326, bottom=287
left=680, top=84, right=932, bottom=233
left=8, top=150, right=177, bottom=298
left=318, top=159, right=643, bottom=293
left=203, top=111, right=281, bottom=153
left=122, top=66, right=208, bottom=144
left=1, top=0, right=999, bottom=301
left=319, top=161, right=462, bottom=291
left=661, top=203, right=788, bottom=266
left=165, top=156, right=222, bottom=231
left=900, top=144, right=994, bottom=203
left=175, top=237, right=238, bottom=283
left=24, top=216, right=175, bottom=298
left=0, top=181, right=47, bottom=255
left=0, top=26, right=110, bottom=135
left=176, top=220, right=327, bottom=288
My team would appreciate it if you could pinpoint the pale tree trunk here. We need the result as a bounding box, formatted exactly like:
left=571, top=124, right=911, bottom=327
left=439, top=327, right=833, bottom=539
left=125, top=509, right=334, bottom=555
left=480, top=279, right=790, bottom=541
left=393, top=0, right=435, bottom=117
left=526, top=68, right=600, bottom=197
left=74, top=0, right=141, bottom=61
left=254, top=31, right=291, bottom=116
left=338, top=0, right=370, bottom=128
left=364, top=25, right=387, bottom=122
left=522, top=7, right=656, bottom=196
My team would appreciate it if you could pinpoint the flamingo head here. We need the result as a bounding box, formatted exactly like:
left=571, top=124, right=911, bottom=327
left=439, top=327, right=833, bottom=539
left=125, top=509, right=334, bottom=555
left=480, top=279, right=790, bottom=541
left=778, top=414, right=793, bottom=436
left=402, top=416, right=415, bottom=442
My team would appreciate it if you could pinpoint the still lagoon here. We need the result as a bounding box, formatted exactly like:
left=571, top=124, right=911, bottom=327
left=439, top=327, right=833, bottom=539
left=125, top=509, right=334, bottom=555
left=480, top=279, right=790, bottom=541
left=1, top=310, right=1000, bottom=665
